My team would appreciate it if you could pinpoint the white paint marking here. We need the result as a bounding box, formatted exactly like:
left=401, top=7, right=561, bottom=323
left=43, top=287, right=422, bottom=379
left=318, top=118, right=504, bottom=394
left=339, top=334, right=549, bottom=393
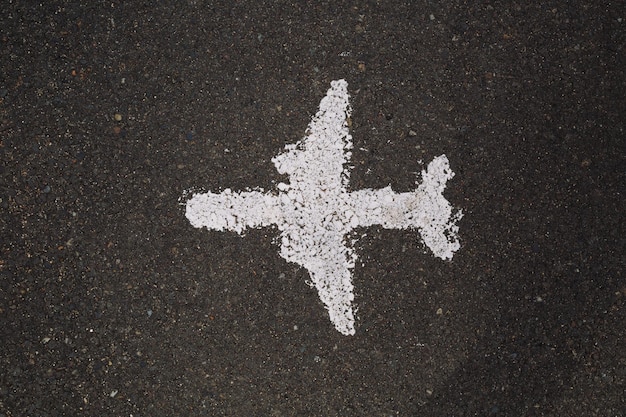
left=185, top=80, right=462, bottom=335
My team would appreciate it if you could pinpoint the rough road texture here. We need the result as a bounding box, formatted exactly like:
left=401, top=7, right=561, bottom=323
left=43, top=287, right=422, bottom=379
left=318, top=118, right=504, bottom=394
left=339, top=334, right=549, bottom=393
left=1, top=1, right=624, bottom=416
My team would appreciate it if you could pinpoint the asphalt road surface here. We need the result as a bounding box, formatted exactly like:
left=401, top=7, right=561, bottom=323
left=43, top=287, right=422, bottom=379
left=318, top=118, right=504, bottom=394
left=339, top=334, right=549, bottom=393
left=1, top=1, right=624, bottom=416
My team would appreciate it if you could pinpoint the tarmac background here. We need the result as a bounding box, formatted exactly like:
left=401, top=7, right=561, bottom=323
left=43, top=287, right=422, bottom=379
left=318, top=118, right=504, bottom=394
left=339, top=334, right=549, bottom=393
left=0, top=1, right=624, bottom=416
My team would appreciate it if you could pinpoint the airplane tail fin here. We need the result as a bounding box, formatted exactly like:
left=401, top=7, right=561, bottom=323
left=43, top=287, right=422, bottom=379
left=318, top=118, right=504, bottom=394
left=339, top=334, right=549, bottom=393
left=416, top=155, right=463, bottom=260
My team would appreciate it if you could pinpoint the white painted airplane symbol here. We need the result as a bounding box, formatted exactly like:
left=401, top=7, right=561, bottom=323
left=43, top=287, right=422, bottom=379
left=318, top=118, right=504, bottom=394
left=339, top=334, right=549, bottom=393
left=185, top=79, right=462, bottom=335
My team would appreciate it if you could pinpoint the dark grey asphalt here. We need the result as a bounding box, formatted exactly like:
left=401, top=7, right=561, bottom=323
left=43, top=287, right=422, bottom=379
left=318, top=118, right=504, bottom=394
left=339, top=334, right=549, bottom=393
left=1, top=1, right=624, bottom=416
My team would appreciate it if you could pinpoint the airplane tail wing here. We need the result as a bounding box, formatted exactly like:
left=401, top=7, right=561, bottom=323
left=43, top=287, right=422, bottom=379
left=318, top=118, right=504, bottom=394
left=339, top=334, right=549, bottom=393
left=414, top=155, right=462, bottom=260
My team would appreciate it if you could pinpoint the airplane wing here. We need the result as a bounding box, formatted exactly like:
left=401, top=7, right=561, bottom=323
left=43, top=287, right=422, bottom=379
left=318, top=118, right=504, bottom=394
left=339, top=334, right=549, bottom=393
left=278, top=223, right=357, bottom=336
left=269, top=79, right=358, bottom=335
left=272, top=79, right=353, bottom=192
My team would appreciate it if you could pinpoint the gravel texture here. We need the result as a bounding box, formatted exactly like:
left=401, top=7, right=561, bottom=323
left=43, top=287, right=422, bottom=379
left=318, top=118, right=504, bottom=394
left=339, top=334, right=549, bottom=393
left=1, top=1, right=624, bottom=416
